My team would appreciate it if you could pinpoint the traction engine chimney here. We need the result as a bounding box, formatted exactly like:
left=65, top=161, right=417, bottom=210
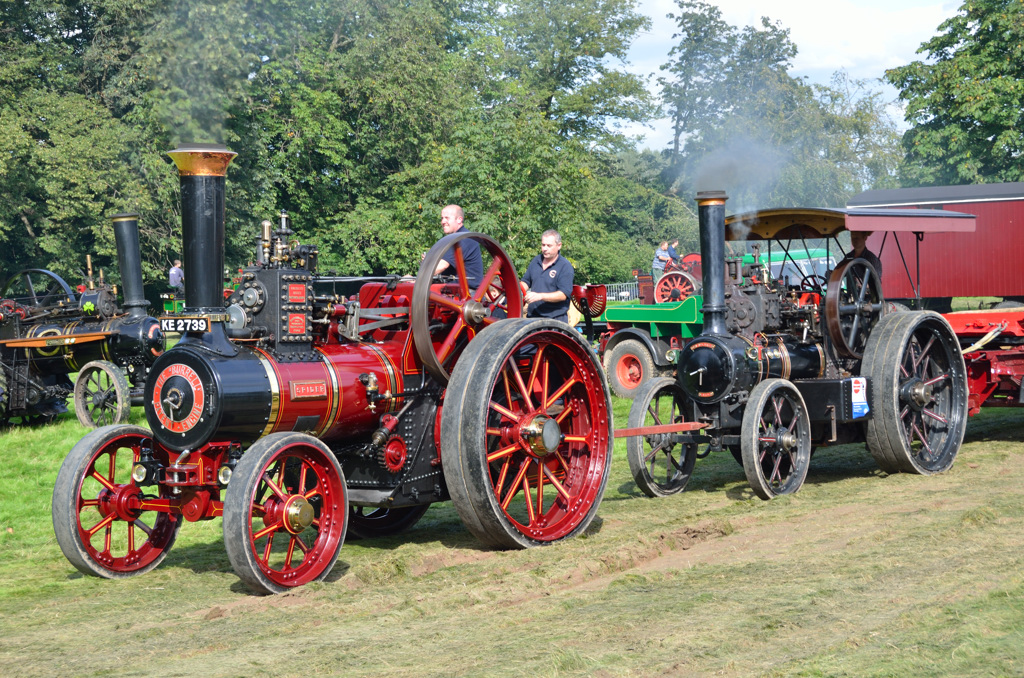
left=111, top=213, right=149, bottom=319
left=166, top=143, right=237, bottom=312
left=696, top=190, right=729, bottom=336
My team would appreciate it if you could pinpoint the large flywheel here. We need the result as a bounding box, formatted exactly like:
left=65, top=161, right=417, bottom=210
left=825, top=258, right=886, bottom=359
left=412, top=232, right=523, bottom=384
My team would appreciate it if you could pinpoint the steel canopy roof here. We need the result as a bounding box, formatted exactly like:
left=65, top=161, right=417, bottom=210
left=724, top=207, right=976, bottom=241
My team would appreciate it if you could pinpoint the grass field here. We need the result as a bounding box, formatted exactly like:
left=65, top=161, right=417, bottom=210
left=1, top=399, right=1023, bottom=677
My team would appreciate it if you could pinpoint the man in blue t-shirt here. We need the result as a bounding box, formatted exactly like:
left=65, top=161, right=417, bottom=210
left=433, top=204, right=483, bottom=289
left=521, top=230, right=574, bottom=323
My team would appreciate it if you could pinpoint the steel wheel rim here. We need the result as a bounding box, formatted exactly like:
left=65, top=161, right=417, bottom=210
left=482, top=330, right=609, bottom=541
left=826, top=259, right=884, bottom=359
left=616, top=353, right=643, bottom=389
left=897, top=320, right=965, bottom=469
left=754, top=389, right=808, bottom=494
left=79, top=367, right=118, bottom=426
left=243, top=442, right=346, bottom=587
left=641, top=384, right=690, bottom=492
left=73, top=431, right=177, bottom=573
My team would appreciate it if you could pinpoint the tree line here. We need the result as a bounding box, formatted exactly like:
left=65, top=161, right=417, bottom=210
left=1, top=0, right=1019, bottom=295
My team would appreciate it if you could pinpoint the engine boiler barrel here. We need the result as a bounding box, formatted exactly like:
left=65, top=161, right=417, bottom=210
left=678, top=334, right=823, bottom=403
left=22, top=316, right=164, bottom=376
left=145, top=341, right=403, bottom=452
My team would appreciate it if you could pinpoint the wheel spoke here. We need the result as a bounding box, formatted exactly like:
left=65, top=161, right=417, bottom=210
left=500, top=461, right=531, bottom=511
left=254, top=521, right=283, bottom=541
left=428, top=291, right=463, bottom=312
left=473, top=259, right=504, bottom=302
left=436, top=318, right=468, bottom=365
left=541, top=464, right=571, bottom=502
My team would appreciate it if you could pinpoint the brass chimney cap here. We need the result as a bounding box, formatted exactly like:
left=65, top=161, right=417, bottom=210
left=167, top=144, right=237, bottom=177
left=696, top=190, right=728, bottom=205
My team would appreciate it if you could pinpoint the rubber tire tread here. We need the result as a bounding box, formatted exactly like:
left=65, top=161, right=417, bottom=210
left=441, top=318, right=613, bottom=549
left=223, top=432, right=348, bottom=594
left=74, top=360, right=132, bottom=429
left=740, top=379, right=812, bottom=500
left=606, top=338, right=656, bottom=399
left=862, top=311, right=967, bottom=475
left=52, top=424, right=179, bottom=578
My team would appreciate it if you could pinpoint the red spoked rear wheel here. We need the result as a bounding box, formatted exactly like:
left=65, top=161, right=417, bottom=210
left=52, top=425, right=180, bottom=578
left=223, top=433, right=348, bottom=594
left=442, top=319, right=613, bottom=548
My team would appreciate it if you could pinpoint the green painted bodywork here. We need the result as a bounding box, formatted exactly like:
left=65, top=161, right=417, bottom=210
left=600, top=295, right=704, bottom=339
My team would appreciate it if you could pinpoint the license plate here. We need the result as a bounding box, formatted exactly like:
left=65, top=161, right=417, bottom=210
left=159, top=316, right=210, bottom=333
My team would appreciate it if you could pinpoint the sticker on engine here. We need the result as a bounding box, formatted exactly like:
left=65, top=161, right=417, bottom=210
left=851, top=377, right=869, bottom=418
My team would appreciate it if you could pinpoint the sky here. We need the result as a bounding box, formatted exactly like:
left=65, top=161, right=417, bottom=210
left=621, top=0, right=963, bottom=150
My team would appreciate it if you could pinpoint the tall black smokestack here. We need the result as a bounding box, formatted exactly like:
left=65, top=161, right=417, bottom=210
left=111, top=213, right=149, bottom=319
left=696, top=190, right=729, bottom=336
left=166, top=143, right=237, bottom=312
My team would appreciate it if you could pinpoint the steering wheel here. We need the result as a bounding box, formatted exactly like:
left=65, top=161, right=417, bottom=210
left=799, top=274, right=828, bottom=293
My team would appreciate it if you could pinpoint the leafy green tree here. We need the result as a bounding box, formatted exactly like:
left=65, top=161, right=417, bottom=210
left=886, top=0, right=1024, bottom=185
left=495, top=0, right=656, bottom=145
left=658, top=1, right=734, bottom=166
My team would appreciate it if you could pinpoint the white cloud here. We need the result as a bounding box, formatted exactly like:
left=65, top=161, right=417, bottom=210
left=621, top=0, right=961, bottom=149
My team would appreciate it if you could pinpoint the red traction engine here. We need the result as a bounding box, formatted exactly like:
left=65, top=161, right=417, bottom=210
left=51, top=144, right=613, bottom=594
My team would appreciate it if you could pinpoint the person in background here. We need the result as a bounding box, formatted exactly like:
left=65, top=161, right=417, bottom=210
left=652, top=241, right=671, bottom=281
left=521, top=230, right=574, bottom=324
left=168, top=259, right=184, bottom=293
left=841, top=231, right=883, bottom=280
left=432, top=204, right=483, bottom=289
left=667, top=238, right=680, bottom=264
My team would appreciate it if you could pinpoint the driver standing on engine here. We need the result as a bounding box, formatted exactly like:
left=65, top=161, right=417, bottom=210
left=841, top=230, right=883, bottom=280
left=432, top=204, right=483, bottom=289
left=521, top=230, right=574, bottom=324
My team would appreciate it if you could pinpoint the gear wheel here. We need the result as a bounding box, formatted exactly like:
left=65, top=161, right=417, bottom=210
left=377, top=436, right=408, bottom=473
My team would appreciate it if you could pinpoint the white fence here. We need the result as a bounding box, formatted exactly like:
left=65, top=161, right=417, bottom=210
left=602, top=281, right=639, bottom=302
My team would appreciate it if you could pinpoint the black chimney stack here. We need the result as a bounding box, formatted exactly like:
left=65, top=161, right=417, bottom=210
left=696, top=190, right=729, bottom=336
left=111, top=213, right=149, bottom=319
left=166, top=143, right=237, bottom=312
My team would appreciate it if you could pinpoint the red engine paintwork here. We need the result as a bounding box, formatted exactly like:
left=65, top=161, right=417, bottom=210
left=945, top=309, right=1024, bottom=416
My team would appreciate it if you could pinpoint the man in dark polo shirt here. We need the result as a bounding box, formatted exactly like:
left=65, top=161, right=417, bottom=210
left=433, top=204, right=483, bottom=289
left=521, top=229, right=574, bottom=324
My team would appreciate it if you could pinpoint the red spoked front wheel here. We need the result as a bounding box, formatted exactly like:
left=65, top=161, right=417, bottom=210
left=52, top=425, right=180, bottom=578
left=441, top=319, right=613, bottom=548
left=223, top=433, right=348, bottom=594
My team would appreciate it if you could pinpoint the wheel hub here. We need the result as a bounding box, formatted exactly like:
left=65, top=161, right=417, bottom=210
left=283, top=495, right=315, bottom=534
left=901, top=377, right=933, bottom=411
left=520, top=415, right=562, bottom=457
left=775, top=429, right=798, bottom=452
left=97, top=484, right=144, bottom=522
left=462, top=299, right=488, bottom=325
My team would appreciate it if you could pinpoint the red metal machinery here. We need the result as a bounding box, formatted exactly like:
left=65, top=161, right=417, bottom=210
left=51, top=144, right=613, bottom=594
left=849, top=182, right=1024, bottom=307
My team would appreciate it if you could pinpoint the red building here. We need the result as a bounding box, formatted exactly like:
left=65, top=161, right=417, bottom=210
left=848, top=183, right=1024, bottom=305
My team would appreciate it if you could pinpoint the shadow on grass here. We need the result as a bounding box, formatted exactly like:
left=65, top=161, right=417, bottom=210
left=612, top=442, right=887, bottom=502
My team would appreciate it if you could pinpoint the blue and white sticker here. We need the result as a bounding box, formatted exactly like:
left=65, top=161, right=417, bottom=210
left=851, top=377, right=869, bottom=418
